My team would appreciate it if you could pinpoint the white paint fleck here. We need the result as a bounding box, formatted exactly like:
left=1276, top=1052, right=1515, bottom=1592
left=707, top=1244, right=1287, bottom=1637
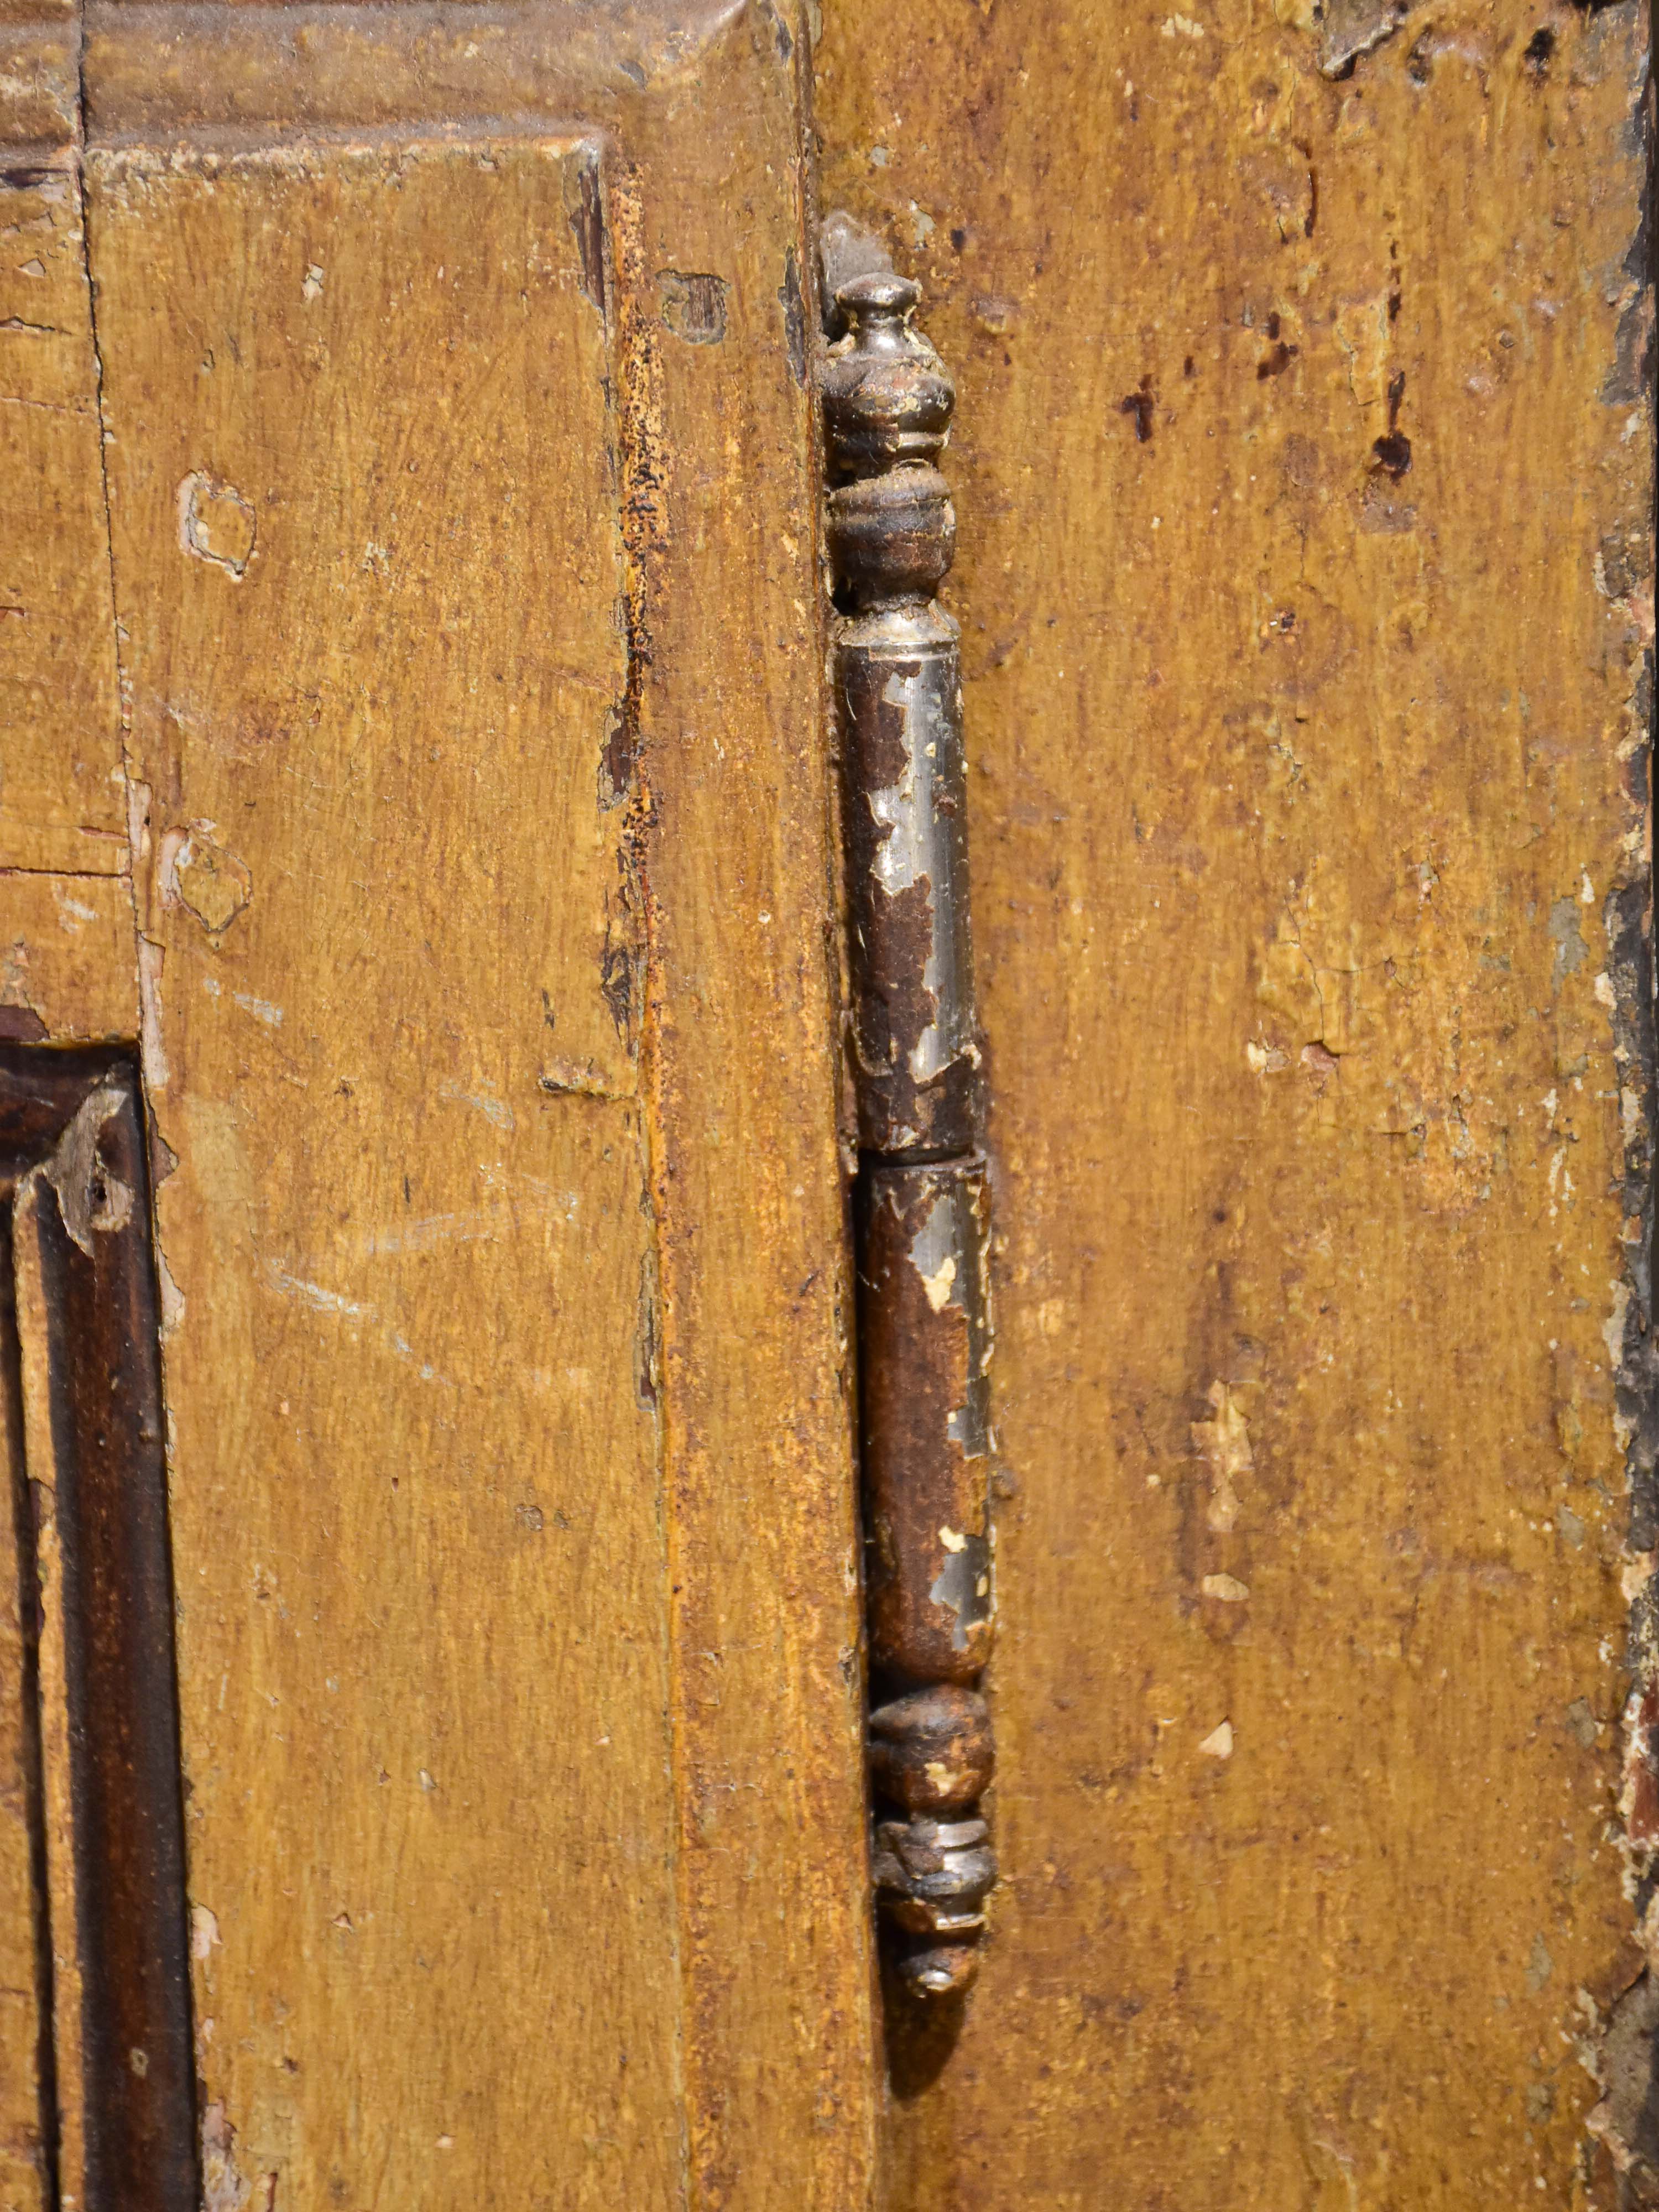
left=1192, top=1380, right=1253, bottom=1533
left=1201, top=1573, right=1250, bottom=1601
left=1605, top=1279, right=1631, bottom=1375
left=1161, top=12, right=1206, bottom=33
left=201, top=2100, right=253, bottom=2212
left=267, top=1265, right=373, bottom=1322
left=176, top=472, right=257, bottom=578
left=1199, top=1720, right=1234, bottom=1759
left=190, top=1903, right=221, bottom=1961
left=302, top=263, right=325, bottom=301
left=155, top=1244, right=186, bottom=1341
left=138, top=935, right=170, bottom=1091
left=232, top=992, right=283, bottom=1028
left=939, top=1525, right=967, bottom=1553
left=920, top=1251, right=957, bottom=1312
left=438, top=1080, right=515, bottom=1131
left=1246, top=1038, right=1290, bottom=1074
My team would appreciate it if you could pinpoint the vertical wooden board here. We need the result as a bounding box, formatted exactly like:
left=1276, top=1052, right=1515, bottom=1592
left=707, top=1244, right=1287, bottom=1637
left=618, top=12, right=881, bottom=2202
left=12, top=1180, right=85, bottom=2212
left=88, top=140, right=686, bottom=2206
left=0, top=168, right=126, bottom=874
left=0, top=1224, right=46, bottom=2212
left=817, top=2, right=1651, bottom=2205
left=71, top=0, right=884, bottom=2189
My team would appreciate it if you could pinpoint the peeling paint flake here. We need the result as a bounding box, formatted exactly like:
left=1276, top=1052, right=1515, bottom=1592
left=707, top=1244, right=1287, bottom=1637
left=1192, top=1379, right=1254, bottom=1533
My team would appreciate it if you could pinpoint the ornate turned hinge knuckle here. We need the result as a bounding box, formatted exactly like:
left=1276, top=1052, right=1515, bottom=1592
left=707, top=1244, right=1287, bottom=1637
left=819, top=231, right=998, bottom=2004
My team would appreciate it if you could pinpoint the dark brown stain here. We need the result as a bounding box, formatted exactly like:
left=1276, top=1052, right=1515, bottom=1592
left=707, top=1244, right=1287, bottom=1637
left=1120, top=377, right=1156, bottom=442
left=778, top=246, right=806, bottom=387
left=1371, top=367, right=1412, bottom=476
left=599, top=914, right=635, bottom=1046
left=563, top=148, right=607, bottom=321
left=0, top=1203, right=56, bottom=2204
left=0, top=1045, right=198, bottom=2211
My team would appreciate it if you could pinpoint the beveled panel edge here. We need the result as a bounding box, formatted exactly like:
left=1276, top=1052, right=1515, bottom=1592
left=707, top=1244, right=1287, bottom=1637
left=80, top=0, right=751, bottom=145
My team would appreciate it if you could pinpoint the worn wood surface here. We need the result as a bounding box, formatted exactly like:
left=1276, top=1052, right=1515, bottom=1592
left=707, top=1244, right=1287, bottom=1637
left=0, top=95, right=134, bottom=2205
left=88, top=135, right=690, bottom=2208
left=816, top=2, right=1654, bottom=2204
left=64, top=5, right=877, bottom=2200
left=0, top=1214, right=46, bottom=2212
left=578, top=18, right=880, bottom=2202
left=1, top=168, right=125, bottom=878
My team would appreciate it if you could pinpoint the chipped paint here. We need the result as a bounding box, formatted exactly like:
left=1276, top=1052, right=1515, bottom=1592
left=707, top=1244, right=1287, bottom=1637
left=1192, top=1380, right=1254, bottom=1535
left=176, top=472, right=257, bottom=578
left=38, top=1082, right=134, bottom=1254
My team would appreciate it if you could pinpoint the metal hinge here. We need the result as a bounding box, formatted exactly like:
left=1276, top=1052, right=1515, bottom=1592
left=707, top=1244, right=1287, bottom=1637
left=818, top=216, right=998, bottom=2004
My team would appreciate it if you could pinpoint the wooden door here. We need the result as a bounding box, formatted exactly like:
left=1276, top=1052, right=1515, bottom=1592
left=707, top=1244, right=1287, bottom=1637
left=1, top=0, right=1653, bottom=2205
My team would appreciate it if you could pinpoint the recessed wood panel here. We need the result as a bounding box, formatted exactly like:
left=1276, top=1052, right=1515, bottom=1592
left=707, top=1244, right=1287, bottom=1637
left=87, top=139, right=685, bottom=2206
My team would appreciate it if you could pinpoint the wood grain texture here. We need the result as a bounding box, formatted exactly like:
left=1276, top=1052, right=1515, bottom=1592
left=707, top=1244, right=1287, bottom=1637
left=0, top=133, right=132, bottom=2210
left=1, top=872, right=138, bottom=1044
left=79, top=27, right=881, bottom=2190
left=88, top=138, right=686, bottom=2208
left=0, top=168, right=126, bottom=875
left=0, top=1211, right=47, bottom=2212
left=616, top=17, right=881, bottom=2203
left=12, top=1181, right=81, bottom=2212
left=815, top=2, right=1653, bottom=2204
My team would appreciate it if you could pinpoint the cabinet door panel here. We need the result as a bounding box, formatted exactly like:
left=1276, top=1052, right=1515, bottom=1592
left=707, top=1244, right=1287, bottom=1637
left=815, top=2, right=1653, bottom=2204
left=4, top=8, right=878, bottom=2205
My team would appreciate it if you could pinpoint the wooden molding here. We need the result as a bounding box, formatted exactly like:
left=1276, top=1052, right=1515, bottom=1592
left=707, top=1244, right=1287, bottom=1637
left=0, top=1045, right=196, bottom=2211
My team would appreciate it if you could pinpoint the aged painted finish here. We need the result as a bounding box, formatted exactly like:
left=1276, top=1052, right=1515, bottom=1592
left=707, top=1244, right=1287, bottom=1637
left=817, top=0, right=1653, bottom=2203
left=0, top=166, right=124, bottom=881
left=6, top=1053, right=196, bottom=2211
left=822, top=260, right=1001, bottom=2003
left=859, top=1160, right=993, bottom=1689
left=0, top=0, right=1648, bottom=2203
left=88, top=135, right=690, bottom=2209
left=2, top=4, right=878, bottom=2204
left=1, top=62, right=137, bottom=2203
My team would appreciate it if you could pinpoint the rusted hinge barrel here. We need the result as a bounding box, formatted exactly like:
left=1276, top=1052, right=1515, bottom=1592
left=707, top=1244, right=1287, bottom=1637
left=820, top=259, right=997, bottom=2001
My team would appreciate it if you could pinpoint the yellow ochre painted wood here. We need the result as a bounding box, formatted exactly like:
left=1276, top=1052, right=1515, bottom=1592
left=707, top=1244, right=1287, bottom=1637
left=4, top=6, right=882, bottom=2197
left=0, top=128, right=134, bottom=2208
left=0, top=169, right=126, bottom=877
left=74, top=10, right=882, bottom=2185
left=88, top=139, right=686, bottom=2208
left=815, top=1, right=1653, bottom=2204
